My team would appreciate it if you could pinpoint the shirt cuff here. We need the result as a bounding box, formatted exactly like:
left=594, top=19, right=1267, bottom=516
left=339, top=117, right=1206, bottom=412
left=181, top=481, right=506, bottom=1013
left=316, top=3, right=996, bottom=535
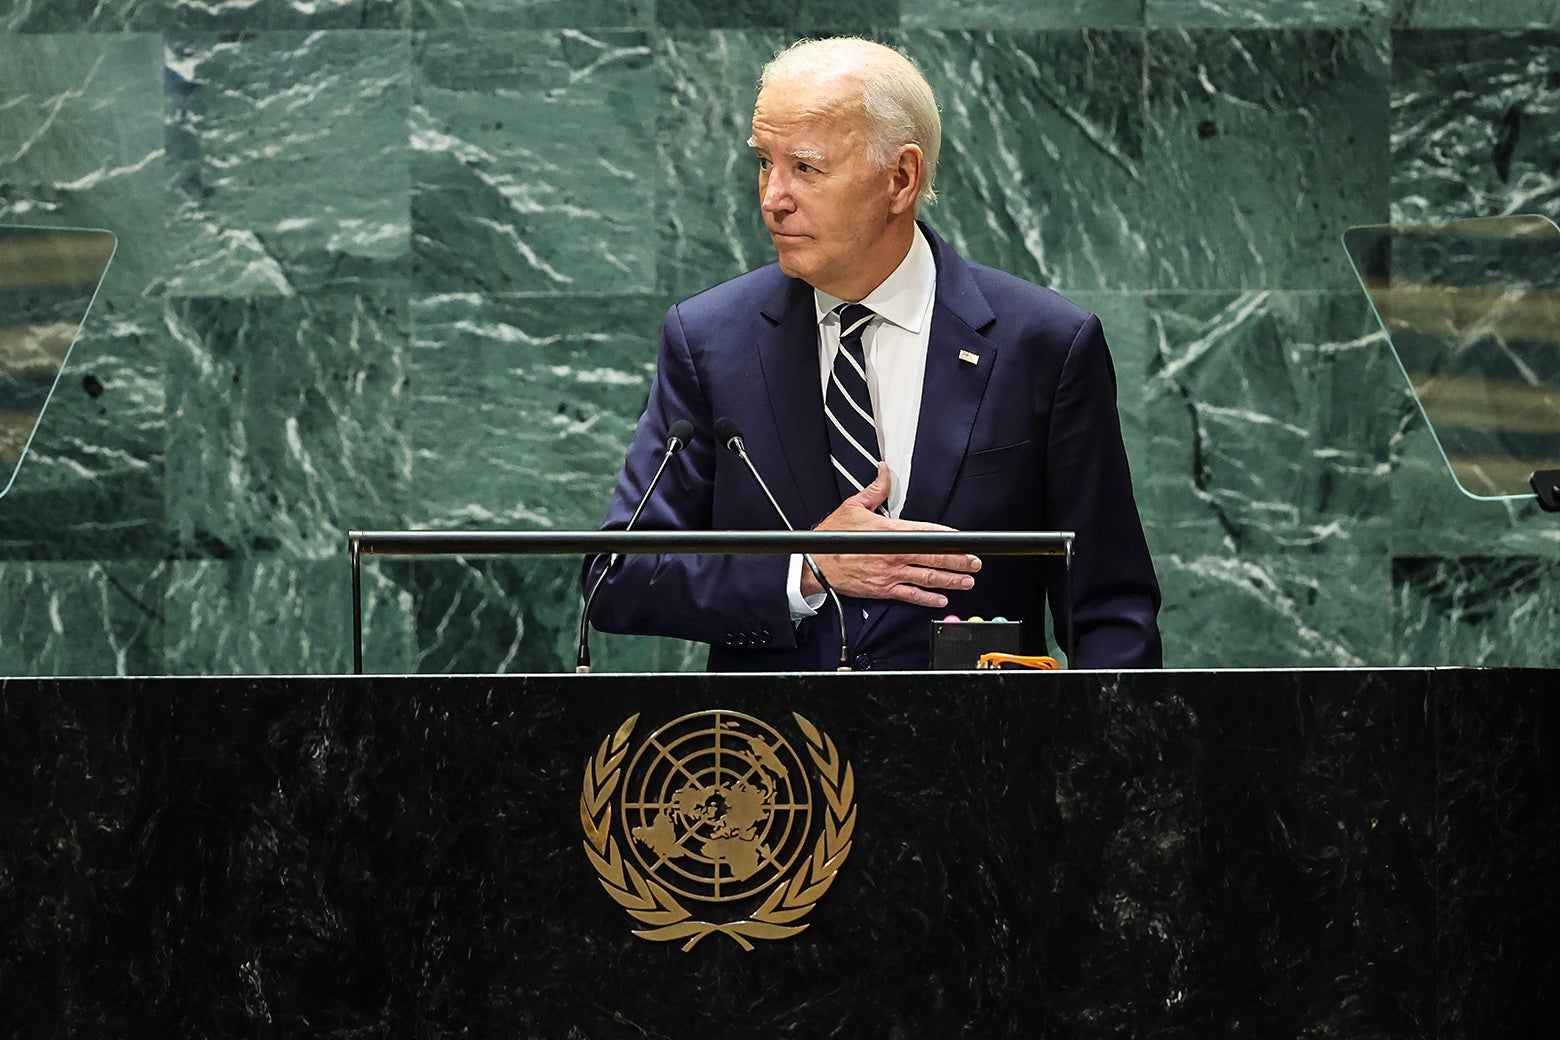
left=787, top=553, right=826, bottom=622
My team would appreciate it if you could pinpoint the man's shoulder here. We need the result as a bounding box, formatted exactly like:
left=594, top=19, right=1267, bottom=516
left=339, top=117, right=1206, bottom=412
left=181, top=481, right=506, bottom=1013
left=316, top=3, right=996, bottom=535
left=970, top=261, right=1089, bottom=318
left=925, top=226, right=1093, bottom=335
left=956, top=257, right=1096, bottom=345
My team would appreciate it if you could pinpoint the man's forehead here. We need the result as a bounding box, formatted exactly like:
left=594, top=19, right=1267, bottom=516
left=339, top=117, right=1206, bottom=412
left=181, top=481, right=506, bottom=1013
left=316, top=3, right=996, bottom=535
left=754, top=78, right=860, bottom=128
left=751, top=93, right=860, bottom=156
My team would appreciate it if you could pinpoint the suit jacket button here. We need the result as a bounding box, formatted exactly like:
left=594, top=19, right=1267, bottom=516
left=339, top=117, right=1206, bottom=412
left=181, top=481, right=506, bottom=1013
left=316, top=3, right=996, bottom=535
left=854, top=653, right=872, bottom=670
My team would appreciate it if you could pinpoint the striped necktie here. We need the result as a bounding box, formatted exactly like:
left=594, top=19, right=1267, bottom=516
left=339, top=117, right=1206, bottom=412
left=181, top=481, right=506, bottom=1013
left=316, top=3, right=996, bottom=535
left=825, top=303, right=880, bottom=501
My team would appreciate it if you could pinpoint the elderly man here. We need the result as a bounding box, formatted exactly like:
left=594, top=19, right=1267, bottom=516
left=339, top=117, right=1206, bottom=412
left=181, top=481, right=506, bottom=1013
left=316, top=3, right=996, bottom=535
left=587, top=37, right=1160, bottom=671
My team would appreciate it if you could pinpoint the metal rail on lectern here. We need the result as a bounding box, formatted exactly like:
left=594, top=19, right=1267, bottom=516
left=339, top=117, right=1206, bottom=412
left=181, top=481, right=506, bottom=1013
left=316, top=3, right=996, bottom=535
left=346, top=529, right=1076, bottom=674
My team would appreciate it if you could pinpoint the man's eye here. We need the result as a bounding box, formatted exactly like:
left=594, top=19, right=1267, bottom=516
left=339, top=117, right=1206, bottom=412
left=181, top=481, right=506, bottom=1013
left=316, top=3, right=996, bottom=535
left=797, top=163, right=815, bottom=173
left=757, top=156, right=772, bottom=171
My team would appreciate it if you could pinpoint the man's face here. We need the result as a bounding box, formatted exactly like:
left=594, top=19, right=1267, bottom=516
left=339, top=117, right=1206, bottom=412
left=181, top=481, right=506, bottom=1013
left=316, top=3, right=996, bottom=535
left=750, top=77, right=907, bottom=301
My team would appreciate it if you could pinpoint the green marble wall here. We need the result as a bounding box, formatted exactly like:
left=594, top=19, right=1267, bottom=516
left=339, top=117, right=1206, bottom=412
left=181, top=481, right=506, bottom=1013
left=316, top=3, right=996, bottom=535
left=2, top=1, right=1556, bottom=675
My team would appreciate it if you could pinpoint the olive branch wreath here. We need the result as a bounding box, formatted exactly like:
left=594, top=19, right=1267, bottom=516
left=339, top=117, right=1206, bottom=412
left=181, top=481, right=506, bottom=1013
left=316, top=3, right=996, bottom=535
left=580, top=711, right=856, bottom=952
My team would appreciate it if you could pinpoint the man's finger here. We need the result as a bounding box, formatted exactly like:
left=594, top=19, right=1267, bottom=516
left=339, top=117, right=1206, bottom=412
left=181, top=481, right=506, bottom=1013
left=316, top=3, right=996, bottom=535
left=902, top=565, right=975, bottom=591
left=888, top=584, right=950, bottom=609
left=916, top=552, right=981, bottom=575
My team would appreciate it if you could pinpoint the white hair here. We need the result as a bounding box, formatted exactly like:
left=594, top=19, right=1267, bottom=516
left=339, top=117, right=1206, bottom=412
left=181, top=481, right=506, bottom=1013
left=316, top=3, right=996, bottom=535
left=760, top=37, right=941, bottom=208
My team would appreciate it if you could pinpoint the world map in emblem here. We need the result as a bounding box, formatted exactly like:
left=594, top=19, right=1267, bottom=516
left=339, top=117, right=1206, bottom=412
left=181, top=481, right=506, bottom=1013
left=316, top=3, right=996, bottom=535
left=620, top=711, right=814, bottom=903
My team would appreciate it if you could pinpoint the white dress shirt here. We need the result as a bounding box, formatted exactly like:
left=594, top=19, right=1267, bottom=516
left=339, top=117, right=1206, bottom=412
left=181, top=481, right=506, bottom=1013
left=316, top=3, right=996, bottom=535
left=787, top=224, right=938, bottom=619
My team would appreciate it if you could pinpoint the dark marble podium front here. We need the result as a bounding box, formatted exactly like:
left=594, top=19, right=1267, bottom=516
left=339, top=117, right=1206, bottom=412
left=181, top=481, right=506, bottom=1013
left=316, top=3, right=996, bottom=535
left=3, top=669, right=1556, bottom=1037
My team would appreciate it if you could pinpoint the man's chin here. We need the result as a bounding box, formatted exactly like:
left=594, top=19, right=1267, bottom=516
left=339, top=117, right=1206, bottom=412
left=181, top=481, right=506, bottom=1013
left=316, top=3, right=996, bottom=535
left=771, top=240, right=812, bottom=279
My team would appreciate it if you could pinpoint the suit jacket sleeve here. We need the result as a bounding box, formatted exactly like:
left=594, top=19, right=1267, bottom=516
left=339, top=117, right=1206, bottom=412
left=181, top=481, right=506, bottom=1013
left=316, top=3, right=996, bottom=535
left=583, top=304, right=800, bottom=651
left=1041, top=313, right=1162, bottom=668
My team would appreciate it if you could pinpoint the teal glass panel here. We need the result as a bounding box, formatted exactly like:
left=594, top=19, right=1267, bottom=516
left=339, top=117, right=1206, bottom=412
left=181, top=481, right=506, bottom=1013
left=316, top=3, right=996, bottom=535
left=0, top=227, right=116, bottom=499
left=1344, top=215, right=1560, bottom=500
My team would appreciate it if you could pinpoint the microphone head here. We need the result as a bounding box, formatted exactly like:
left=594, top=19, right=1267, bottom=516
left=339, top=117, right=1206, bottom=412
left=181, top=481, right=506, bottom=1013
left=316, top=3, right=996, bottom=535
left=713, top=416, right=744, bottom=452
left=666, top=419, right=693, bottom=451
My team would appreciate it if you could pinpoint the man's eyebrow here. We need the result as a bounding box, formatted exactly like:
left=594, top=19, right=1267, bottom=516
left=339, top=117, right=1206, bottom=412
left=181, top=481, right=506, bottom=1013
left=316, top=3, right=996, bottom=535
left=747, top=141, right=827, bottom=165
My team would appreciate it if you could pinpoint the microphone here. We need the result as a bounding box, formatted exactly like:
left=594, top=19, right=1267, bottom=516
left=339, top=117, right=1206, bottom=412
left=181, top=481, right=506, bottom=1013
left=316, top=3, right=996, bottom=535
left=714, top=416, right=853, bottom=672
left=577, top=419, right=693, bottom=673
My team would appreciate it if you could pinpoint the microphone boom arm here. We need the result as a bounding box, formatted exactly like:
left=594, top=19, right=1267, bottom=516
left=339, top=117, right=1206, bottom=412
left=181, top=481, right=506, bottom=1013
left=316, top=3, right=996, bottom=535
left=577, top=421, right=692, bottom=673
left=721, top=421, right=854, bottom=672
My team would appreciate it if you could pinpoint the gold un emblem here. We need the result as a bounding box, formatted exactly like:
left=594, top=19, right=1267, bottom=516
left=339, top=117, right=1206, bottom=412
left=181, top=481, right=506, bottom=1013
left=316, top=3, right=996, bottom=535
left=581, top=710, right=856, bottom=951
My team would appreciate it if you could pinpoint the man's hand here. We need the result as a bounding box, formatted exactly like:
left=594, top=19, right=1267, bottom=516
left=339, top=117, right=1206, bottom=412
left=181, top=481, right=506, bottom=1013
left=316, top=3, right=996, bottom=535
left=800, top=463, right=981, bottom=608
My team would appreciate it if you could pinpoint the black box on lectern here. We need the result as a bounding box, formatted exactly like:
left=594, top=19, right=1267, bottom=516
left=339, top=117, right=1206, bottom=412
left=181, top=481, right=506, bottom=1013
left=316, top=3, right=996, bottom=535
left=929, top=620, right=1023, bottom=669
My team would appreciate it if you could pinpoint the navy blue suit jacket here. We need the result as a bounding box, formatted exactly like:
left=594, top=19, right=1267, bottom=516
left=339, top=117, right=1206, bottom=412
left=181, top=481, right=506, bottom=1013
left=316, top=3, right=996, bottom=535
left=589, top=225, right=1161, bottom=670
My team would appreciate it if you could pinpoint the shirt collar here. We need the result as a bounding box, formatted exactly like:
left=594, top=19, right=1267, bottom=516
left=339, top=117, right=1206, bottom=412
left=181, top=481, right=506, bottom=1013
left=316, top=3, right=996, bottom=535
left=813, top=224, right=936, bottom=334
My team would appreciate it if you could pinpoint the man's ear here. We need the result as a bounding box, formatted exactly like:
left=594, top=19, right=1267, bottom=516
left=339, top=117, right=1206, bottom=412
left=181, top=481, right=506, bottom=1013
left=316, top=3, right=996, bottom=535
left=887, top=144, right=924, bottom=215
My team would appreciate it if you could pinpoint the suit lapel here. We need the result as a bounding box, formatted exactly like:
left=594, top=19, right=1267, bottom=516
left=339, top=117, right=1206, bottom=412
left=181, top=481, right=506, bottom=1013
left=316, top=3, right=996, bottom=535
left=755, top=278, right=838, bottom=529
left=902, top=228, right=997, bottom=524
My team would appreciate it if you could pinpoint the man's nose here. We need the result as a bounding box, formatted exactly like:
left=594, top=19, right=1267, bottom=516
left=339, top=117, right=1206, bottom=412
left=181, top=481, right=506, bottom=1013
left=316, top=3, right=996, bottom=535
left=761, top=171, right=792, bottom=213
